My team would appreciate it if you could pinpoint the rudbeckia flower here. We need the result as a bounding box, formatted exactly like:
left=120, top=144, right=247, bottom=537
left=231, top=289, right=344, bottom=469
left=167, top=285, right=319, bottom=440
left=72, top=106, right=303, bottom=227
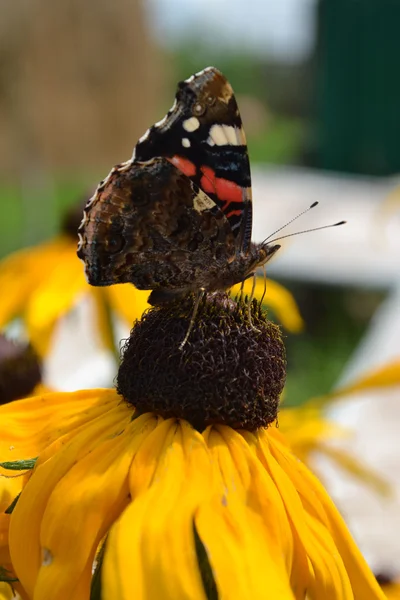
left=0, top=295, right=384, bottom=599
left=0, top=201, right=303, bottom=362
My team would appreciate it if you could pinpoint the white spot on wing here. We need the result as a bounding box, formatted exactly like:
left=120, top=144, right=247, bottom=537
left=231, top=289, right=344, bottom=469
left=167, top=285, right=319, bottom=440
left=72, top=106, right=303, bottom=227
left=77, top=232, right=84, bottom=251
left=193, top=190, right=216, bottom=213
left=225, top=125, right=239, bottom=145
left=182, top=138, right=191, bottom=148
left=208, top=124, right=242, bottom=146
left=183, top=117, right=200, bottom=132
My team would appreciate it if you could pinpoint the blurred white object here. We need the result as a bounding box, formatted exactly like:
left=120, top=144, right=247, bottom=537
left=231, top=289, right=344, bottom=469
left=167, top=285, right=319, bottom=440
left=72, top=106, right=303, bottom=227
left=313, top=285, right=400, bottom=574
left=44, top=295, right=128, bottom=391
left=252, top=166, right=400, bottom=289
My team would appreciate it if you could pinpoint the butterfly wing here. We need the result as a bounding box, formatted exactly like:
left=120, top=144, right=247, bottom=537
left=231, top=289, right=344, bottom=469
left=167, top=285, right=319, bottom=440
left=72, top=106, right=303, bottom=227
left=77, top=157, right=236, bottom=292
left=133, top=67, right=253, bottom=255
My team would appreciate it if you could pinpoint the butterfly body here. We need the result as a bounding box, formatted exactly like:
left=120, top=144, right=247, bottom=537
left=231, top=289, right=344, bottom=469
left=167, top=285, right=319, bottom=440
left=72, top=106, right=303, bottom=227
left=78, top=67, right=280, bottom=305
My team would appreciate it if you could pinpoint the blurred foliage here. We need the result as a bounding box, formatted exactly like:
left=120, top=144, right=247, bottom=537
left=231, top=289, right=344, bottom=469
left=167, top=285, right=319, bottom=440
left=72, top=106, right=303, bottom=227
left=0, top=178, right=90, bottom=257
left=247, top=117, right=304, bottom=165
left=283, top=284, right=385, bottom=407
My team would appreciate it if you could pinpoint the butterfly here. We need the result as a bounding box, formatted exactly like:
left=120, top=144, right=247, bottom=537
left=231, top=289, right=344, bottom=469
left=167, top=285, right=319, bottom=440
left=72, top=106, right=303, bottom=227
left=77, top=67, right=280, bottom=312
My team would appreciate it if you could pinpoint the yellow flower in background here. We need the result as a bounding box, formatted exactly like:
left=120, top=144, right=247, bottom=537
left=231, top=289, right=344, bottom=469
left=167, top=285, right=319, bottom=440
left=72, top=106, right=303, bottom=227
left=279, top=401, right=391, bottom=495
left=0, top=389, right=385, bottom=600
left=279, top=361, right=400, bottom=496
left=0, top=236, right=150, bottom=357
left=326, top=362, right=400, bottom=399
left=378, top=184, right=400, bottom=222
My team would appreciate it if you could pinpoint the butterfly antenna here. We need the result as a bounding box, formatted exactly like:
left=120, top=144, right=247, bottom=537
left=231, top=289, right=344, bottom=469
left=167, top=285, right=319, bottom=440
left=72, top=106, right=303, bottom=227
left=266, top=221, right=346, bottom=245
left=262, top=202, right=319, bottom=245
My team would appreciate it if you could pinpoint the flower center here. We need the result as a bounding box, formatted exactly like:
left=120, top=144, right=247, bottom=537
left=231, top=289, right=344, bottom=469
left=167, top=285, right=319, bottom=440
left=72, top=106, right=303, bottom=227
left=0, top=335, right=42, bottom=404
left=117, top=293, right=286, bottom=431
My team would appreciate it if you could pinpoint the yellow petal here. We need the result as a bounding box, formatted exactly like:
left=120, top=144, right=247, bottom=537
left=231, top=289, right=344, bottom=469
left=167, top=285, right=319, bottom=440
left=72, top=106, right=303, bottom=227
left=279, top=404, right=349, bottom=455
left=265, top=431, right=386, bottom=600
left=0, top=390, right=122, bottom=576
left=278, top=405, right=391, bottom=496
left=105, top=419, right=208, bottom=600
left=199, top=426, right=296, bottom=599
left=328, top=363, right=400, bottom=400
left=33, top=415, right=158, bottom=600
left=105, top=420, right=295, bottom=600
left=105, top=284, right=151, bottom=326
left=9, top=395, right=136, bottom=599
left=248, top=429, right=353, bottom=598
left=378, top=185, right=400, bottom=222
left=230, top=278, right=304, bottom=333
left=317, top=444, right=391, bottom=497
left=0, top=389, right=120, bottom=463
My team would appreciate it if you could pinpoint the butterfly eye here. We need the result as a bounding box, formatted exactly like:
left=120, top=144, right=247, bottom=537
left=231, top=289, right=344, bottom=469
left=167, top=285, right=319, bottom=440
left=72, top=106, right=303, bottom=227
left=107, top=235, right=125, bottom=254
left=206, top=95, right=215, bottom=106
left=193, top=102, right=206, bottom=116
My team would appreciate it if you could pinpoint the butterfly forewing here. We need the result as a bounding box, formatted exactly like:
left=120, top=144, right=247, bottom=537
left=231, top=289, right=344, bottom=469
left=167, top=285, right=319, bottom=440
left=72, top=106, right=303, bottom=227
left=133, top=67, right=253, bottom=254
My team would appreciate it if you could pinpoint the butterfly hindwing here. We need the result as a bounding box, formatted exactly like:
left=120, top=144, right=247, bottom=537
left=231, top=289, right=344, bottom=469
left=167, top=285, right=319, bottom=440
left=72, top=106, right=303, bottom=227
left=77, top=157, right=237, bottom=290
left=133, top=67, right=253, bottom=254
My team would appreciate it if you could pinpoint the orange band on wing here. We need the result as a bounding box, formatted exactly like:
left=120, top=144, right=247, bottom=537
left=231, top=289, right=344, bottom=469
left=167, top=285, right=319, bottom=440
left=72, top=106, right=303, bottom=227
left=168, top=155, right=197, bottom=177
left=200, top=166, right=216, bottom=195
left=215, top=178, right=242, bottom=205
left=225, top=209, right=242, bottom=219
left=200, top=166, right=243, bottom=207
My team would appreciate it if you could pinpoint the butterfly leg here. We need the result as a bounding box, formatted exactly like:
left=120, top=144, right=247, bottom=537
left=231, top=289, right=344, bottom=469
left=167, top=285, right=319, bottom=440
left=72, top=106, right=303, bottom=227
left=238, top=278, right=246, bottom=303
left=259, top=265, right=267, bottom=306
left=247, top=273, right=261, bottom=331
left=179, top=288, right=205, bottom=350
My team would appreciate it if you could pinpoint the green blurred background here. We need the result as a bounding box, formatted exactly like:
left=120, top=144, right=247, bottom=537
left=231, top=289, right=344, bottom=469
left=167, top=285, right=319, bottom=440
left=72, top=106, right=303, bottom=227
left=0, top=0, right=398, bottom=402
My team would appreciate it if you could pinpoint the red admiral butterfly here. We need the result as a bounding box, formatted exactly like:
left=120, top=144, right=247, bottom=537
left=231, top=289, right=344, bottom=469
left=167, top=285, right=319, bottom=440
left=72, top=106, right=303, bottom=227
left=77, top=67, right=280, bottom=311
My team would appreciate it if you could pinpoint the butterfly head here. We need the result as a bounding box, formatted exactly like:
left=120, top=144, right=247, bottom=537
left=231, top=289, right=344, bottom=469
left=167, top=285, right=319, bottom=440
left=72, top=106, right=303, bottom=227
left=257, top=243, right=281, bottom=268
